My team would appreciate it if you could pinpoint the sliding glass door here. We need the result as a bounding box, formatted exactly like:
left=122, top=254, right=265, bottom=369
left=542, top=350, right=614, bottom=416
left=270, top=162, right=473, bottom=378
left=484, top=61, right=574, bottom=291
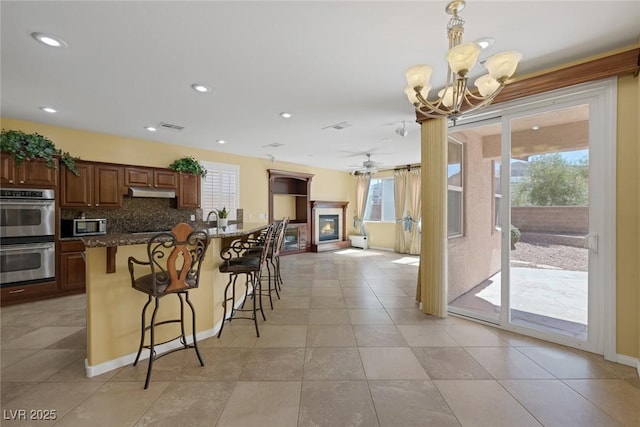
left=448, top=80, right=616, bottom=354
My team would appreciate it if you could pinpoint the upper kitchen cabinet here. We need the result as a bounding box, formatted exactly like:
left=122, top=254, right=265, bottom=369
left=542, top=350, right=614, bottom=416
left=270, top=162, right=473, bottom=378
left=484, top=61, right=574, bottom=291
left=0, top=155, right=58, bottom=187
left=61, top=161, right=123, bottom=208
left=177, top=173, right=201, bottom=209
left=124, top=166, right=177, bottom=189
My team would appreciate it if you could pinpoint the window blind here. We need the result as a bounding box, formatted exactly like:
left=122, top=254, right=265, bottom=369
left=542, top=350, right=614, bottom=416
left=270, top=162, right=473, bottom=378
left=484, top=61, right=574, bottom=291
left=200, top=161, right=239, bottom=220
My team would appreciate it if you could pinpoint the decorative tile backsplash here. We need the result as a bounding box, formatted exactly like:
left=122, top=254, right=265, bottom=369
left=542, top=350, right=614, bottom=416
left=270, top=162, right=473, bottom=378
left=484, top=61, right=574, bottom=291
left=60, top=197, right=196, bottom=233
left=61, top=197, right=244, bottom=233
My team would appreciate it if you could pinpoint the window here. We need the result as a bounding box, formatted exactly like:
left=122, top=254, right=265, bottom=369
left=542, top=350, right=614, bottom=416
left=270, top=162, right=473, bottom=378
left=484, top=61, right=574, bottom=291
left=448, top=139, right=463, bottom=238
left=364, top=178, right=395, bottom=222
left=200, top=161, right=239, bottom=220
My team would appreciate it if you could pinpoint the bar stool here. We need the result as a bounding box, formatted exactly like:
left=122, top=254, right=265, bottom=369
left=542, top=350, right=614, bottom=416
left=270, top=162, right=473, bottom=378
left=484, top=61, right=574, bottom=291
left=271, top=217, right=289, bottom=293
left=217, top=224, right=274, bottom=338
left=128, top=223, right=209, bottom=389
left=243, top=217, right=289, bottom=307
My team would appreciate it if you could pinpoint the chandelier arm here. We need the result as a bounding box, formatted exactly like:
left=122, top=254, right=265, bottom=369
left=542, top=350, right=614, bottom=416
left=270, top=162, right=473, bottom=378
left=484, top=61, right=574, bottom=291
left=463, top=83, right=506, bottom=102
left=458, top=88, right=504, bottom=116
left=453, top=78, right=468, bottom=114
left=414, top=92, right=455, bottom=116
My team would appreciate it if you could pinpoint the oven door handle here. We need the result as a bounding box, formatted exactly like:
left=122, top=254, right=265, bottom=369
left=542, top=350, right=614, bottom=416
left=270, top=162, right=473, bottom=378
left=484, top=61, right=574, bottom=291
left=1, top=243, right=55, bottom=251
left=0, top=200, right=54, bottom=205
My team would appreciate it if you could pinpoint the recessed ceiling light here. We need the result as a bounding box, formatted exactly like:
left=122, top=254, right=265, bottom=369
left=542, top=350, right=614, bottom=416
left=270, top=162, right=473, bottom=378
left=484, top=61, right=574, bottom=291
left=280, top=112, right=292, bottom=118
left=475, top=37, right=495, bottom=50
left=31, top=32, right=67, bottom=48
left=39, top=106, right=57, bottom=113
left=145, top=126, right=157, bottom=132
left=191, top=83, right=211, bottom=93
left=217, top=139, right=226, bottom=144
left=531, top=125, right=540, bottom=131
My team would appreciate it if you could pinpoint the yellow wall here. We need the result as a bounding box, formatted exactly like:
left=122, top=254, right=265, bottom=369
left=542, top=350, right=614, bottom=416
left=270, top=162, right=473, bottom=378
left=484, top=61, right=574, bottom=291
left=616, top=75, right=640, bottom=359
left=0, top=117, right=358, bottom=235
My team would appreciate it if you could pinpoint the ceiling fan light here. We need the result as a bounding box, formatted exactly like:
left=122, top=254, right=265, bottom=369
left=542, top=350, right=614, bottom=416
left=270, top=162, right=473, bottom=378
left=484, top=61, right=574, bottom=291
left=446, top=42, right=481, bottom=75
left=486, top=51, right=522, bottom=80
left=474, top=74, right=500, bottom=97
left=405, top=64, right=433, bottom=89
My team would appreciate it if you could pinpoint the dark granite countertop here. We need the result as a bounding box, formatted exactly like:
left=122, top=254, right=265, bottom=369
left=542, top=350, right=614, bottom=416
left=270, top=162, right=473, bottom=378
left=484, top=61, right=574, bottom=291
left=81, top=222, right=269, bottom=248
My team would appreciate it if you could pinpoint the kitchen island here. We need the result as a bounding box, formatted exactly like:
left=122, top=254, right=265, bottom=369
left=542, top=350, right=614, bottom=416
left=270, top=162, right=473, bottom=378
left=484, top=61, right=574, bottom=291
left=81, top=222, right=269, bottom=377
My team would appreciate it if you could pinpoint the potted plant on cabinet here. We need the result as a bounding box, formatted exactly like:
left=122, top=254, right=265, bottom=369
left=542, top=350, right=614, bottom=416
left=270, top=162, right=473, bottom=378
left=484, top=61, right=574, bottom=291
left=0, top=129, right=79, bottom=175
left=168, top=156, right=206, bottom=177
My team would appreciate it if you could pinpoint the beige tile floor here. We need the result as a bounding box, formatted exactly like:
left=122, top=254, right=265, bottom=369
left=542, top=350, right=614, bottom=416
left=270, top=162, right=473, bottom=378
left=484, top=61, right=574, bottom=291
left=1, top=248, right=639, bottom=426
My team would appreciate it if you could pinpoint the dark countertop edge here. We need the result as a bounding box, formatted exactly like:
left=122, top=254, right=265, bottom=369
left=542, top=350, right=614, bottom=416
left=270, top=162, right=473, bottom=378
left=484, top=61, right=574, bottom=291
left=81, top=223, right=269, bottom=248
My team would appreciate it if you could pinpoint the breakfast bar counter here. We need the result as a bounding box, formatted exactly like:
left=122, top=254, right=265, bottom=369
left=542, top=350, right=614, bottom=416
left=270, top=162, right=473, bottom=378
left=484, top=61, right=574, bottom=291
left=81, top=222, right=268, bottom=377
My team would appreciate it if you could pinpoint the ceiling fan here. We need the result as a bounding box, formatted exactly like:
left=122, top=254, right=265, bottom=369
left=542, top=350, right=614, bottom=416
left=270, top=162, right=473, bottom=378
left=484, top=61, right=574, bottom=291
left=348, top=154, right=383, bottom=175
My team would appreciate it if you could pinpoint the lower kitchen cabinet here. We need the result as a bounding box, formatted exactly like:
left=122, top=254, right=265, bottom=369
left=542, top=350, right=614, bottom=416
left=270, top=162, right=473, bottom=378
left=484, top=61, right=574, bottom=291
left=1, top=281, right=58, bottom=306
left=58, top=240, right=86, bottom=292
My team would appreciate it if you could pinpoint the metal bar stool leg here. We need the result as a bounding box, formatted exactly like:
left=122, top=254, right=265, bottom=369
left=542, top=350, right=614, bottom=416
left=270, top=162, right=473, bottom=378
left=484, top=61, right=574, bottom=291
left=144, top=297, right=161, bottom=390
left=265, top=261, right=274, bottom=309
left=218, top=273, right=237, bottom=338
left=269, top=257, right=280, bottom=300
left=134, top=295, right=153, bottom=366
left=178, top=293, right=188, bottom=347
left=275, top=255, right=283, bottom=291
left=185, top=292, right=205, bottom=366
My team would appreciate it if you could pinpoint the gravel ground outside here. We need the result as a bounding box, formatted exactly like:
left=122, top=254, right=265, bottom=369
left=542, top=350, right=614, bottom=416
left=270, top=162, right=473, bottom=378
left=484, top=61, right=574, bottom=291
left=511, top=234, right=588, bottom=272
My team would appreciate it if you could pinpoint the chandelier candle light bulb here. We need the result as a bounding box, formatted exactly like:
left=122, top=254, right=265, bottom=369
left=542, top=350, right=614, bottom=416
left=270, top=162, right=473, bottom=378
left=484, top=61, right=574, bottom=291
left=404, top=0, right=521, bottom=121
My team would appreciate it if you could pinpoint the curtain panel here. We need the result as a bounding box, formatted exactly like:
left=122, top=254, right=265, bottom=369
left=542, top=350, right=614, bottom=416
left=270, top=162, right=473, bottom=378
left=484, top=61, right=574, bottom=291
left=393, top=170, right=408, bottom=253
left=407, top=168, right=422, bottom=255
left=354, top=174, right=371, bottom=236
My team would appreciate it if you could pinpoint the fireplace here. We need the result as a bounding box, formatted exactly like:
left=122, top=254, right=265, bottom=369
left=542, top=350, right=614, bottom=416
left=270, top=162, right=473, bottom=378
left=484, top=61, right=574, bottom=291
left=319, top=214, right=339, bottom=242
left=310, top=200, right=351, bottom=252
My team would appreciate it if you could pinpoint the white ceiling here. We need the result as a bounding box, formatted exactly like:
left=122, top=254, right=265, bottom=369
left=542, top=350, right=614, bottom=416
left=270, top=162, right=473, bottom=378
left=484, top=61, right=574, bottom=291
left=2, top=1, right=639, bottom=172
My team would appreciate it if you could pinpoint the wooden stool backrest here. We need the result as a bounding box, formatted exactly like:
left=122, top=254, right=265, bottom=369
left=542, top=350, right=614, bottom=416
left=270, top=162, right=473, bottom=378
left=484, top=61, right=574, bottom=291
left=147, top=223, right=209, bottom=294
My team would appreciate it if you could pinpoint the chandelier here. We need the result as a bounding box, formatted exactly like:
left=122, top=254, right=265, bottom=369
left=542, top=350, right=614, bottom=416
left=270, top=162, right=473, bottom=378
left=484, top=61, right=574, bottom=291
left=404, top=0, right=522, bottom=122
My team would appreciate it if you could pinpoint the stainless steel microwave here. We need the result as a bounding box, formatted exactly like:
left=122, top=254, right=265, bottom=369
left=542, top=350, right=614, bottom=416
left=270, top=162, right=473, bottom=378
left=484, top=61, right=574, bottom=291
left=61, top=218, right=107, bottom=237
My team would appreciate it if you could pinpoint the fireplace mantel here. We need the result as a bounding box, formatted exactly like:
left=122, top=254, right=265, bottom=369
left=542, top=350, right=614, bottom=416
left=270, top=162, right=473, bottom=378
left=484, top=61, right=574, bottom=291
left=310, top=200, right=351, bottom=252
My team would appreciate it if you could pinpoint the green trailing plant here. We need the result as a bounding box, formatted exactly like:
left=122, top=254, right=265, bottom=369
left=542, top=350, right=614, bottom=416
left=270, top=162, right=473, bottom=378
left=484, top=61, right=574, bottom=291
left=216, top=206, right=229, bottom=219
left=168, top=156, right=206, bottom=177
left=0, top=129, right=79, bottom=175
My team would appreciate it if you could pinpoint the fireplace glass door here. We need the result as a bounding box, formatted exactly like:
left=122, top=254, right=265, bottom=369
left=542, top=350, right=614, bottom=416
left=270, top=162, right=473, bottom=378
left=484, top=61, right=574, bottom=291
left=318, top=215, right=339, bottom=242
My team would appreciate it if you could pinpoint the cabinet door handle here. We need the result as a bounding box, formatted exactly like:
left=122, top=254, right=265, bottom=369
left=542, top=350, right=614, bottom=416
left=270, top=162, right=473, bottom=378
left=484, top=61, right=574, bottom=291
left=95, top=204, right=99, bottom=207
left=8, top=179, right=13, bottom=183
left=9, top=289, right=25, bottom=294
left=19, top=180, right=25, bottom=183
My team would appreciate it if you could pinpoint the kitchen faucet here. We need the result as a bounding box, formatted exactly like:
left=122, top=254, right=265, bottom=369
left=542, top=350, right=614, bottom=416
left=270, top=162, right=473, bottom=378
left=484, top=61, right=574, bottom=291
left=206, top=211, right=218, bottom=223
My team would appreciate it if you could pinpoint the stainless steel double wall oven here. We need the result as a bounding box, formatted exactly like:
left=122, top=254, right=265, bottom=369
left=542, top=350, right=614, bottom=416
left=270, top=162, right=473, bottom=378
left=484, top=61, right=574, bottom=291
left=0, top=188, right=56, bottom=288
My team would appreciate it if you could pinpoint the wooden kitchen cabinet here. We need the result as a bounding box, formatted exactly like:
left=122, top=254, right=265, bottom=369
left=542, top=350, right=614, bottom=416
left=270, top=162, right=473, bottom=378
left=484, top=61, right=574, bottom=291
left=61, top=161, right=123, bottom=208
left=58, top=240, right=86, bottom=292
left=124, top=166, right=177, bottom=189
left=177, top=172, right=200, bottom=209
left=1, top=281, right=58, bottom=306
left=0, top=155, right=58, bottom=187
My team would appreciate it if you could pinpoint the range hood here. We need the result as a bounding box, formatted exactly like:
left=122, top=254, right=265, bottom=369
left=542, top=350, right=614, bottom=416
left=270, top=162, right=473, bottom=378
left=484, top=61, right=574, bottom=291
left=128, top=187, right=176, bottom=199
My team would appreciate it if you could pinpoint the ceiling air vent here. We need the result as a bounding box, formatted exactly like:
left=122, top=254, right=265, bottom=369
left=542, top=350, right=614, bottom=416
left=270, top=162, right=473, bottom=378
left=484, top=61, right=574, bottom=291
left=322, top=121, right=352, bottom=130
left=158, top=122, right=184, bottom=131
left=263, top=142, right=284, bottom=148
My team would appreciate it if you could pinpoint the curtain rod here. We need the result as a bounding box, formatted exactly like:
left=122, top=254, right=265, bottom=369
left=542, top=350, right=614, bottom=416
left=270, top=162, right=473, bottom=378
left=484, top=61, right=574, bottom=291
left=393, top=164, right=421, bottom=172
